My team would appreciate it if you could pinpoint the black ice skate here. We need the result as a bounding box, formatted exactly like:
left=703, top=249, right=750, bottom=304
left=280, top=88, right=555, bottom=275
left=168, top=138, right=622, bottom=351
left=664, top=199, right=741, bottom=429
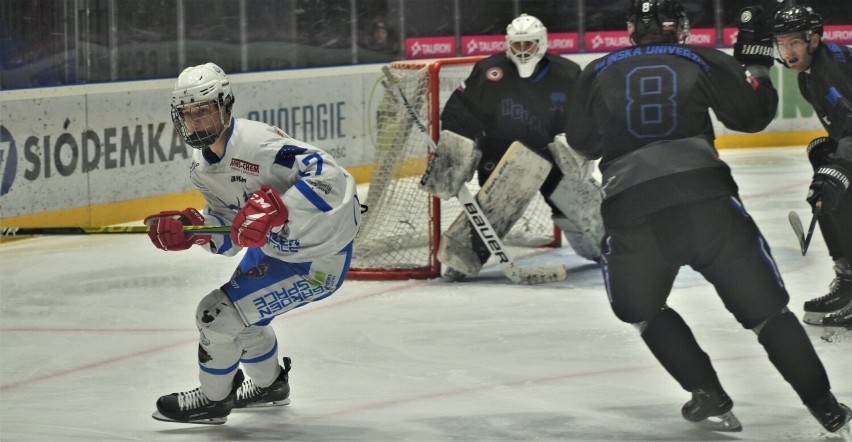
left=803, top=273, right=852, bottom=325
left=235, top=357, right=292, bottom=408
left=681, top=384, right=742, bottom=432
left=152, top=369, right=244, bottom=425
left=806, top=392, right=852, bottom=435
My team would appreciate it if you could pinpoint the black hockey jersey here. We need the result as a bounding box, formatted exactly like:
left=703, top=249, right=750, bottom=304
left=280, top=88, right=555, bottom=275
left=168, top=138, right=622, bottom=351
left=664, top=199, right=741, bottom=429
left=440, top=53, right=581, bottom=173
left=566, top=43, right=778, bottom=226
left=798, top=42, right=852, bottom=171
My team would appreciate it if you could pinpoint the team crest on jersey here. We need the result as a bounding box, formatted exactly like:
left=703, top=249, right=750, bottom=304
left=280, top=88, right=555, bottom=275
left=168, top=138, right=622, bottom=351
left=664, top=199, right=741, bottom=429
left=486, top=67, right=504, bottom=81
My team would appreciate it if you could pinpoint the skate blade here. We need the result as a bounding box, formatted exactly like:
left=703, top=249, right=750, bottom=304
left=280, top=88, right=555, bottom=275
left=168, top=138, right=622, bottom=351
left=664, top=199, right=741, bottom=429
left=693, top=411, right=742, bottom=432
left=821, top=326, right=851, bottom=343
left=151, top=411, right=227, bottom=425
left=236, top=397, right=291, bottom=409
left=803, top=311, right=829, bottom=325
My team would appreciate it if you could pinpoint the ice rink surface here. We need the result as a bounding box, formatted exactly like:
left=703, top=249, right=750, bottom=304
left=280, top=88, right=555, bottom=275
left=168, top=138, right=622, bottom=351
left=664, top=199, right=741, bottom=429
left=1, top=147, right=850, bottom=441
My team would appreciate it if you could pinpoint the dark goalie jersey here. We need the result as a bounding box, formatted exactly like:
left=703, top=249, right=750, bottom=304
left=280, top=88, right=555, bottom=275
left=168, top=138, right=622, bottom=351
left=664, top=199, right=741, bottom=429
left=566, top=43, right=778, bottom=226
left=798, top=42, right=852, bottom=171
left=440, top=53, right=581, bottom=181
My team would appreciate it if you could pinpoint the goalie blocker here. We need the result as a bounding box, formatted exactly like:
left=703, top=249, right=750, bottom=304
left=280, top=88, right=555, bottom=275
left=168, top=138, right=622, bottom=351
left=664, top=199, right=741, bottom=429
left=438, top=141, right=552, bottom=275
left=420, top=130, right=482, bottom=200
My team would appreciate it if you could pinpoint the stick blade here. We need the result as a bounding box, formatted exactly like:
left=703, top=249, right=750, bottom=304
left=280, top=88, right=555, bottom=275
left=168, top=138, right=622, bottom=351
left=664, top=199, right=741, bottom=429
left=506, top=263, right=567, bottom=285
left=788, top=210, right=807, bottom=255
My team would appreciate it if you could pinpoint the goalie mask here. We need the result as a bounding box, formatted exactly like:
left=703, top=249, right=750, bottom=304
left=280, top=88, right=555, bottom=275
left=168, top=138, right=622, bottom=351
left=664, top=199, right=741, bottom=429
left=171, top=62, right=235, bottom=149
left=627, top=0, right=690, bottom=44
left=506, top=14, right=547, bottom=78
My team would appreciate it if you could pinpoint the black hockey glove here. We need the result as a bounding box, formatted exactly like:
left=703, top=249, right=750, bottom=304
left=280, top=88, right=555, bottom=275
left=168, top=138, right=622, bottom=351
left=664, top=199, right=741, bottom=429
left=806, top=136, right=838, bottom=170
left=807, top=165, right=850, bottom=213
left=733, top=4, right=776, bottom=67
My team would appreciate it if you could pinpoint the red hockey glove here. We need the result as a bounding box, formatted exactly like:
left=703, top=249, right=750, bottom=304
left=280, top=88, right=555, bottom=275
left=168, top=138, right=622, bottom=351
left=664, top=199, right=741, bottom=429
left=231, top=187, right=289, bottom=248
left=143, top=208, right=211, bottom=251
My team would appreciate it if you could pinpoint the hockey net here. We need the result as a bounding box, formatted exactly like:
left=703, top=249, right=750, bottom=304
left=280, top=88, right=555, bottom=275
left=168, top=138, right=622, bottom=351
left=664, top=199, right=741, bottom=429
left=348, top=57, right=559, bottom=280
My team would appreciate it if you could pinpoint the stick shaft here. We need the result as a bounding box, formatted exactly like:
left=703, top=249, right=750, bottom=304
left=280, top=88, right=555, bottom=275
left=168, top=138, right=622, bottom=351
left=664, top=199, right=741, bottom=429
left=1, top=225, right=231, bottom=237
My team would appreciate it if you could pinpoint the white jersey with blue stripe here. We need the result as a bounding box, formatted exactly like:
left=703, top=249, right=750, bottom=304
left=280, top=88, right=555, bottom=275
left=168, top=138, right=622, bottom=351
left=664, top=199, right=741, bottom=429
left=190, top=118, right=361, bottom=262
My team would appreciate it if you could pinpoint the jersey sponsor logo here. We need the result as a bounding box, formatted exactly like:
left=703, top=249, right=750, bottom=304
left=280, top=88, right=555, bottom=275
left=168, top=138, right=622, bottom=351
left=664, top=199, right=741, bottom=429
left=305, top=178, right=332, bottom=195
left=231, top=175, right=247, bottom=183
left=230, top=158, right=260, bottom=175
left=252, top=280, right=329, bottom=319
left=486, top=67, right=504, bottom=81
left=269, top=225, right=299, bottom=253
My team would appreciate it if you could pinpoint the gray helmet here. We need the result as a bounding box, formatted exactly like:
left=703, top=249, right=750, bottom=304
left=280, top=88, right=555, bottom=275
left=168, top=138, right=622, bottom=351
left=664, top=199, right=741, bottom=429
left=170, top=63, right=235, bottom=149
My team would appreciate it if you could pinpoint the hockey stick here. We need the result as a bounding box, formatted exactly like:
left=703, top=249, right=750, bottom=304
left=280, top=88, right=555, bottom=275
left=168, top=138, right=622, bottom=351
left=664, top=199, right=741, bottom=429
left=380, top=66, right=567, bottom=284
left=1, top=225, right=232, bottom=237
left=788, top=200, right=821, bottom=256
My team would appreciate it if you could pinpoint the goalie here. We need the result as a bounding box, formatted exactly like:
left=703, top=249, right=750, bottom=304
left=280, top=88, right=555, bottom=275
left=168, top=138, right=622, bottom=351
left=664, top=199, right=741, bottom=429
left=421, top=13, right=604, bottom=280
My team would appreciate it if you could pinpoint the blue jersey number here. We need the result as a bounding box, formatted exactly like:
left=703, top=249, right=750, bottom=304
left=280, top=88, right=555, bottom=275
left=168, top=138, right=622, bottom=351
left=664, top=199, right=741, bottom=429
left=625, top=65, right=678, bottom=139
left=299, top=153, right=324, bottom=177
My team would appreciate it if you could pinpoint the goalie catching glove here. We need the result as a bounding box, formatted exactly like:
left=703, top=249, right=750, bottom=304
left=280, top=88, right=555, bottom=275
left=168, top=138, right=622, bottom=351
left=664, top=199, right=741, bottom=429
left=231, top=187, right=289, bottom=247
left=144, top=208, right=211, bottom=251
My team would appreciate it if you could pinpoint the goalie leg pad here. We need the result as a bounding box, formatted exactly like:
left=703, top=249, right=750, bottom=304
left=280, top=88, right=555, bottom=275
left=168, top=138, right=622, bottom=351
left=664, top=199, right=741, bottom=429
left=421, top=130, right=481, bottom=200
left=438, top=141, right=552, bottom=275
left=549, top=174, right=604, bottom=261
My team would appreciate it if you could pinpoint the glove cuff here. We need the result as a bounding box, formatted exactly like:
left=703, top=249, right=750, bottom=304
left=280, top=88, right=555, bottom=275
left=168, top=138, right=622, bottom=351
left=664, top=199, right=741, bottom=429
left=816, top=166, right=851, bottom=191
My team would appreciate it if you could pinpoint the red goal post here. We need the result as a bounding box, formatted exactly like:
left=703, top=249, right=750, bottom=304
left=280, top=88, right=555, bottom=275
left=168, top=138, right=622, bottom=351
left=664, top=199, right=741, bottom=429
left=347, top=57, right=560, bottom=280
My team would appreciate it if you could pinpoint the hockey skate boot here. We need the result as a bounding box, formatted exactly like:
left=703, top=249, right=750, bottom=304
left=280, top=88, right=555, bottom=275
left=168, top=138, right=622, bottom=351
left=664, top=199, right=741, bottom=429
left=806, top=392, right=852, bottom=434
left=152, top=369, right=244, bottom=425
left=682, top=384, right=742, bottom=432
left=821, top=304, right=852, bottom=342
left=803, top=272, right=852, bottom=325
left=235, top=357, right=292, bottom=408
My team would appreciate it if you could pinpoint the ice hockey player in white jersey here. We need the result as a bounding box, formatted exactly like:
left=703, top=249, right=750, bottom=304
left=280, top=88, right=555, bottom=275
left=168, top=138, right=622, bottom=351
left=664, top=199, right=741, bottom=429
left=144, top=62, right=361, bottom=425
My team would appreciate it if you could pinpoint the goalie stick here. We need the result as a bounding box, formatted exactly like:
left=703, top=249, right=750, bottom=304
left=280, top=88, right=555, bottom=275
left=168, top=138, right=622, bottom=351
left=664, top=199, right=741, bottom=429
left=1, top=225, right=231, bottom=237
left=380, top=65, right=567, bottom=284
left=788, top=201, right=821, bottom=256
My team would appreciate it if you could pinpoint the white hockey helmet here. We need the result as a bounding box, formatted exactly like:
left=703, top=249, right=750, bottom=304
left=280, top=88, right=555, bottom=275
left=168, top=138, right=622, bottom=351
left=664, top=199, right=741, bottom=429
left=506, top=14, right=548, bottom=78
left=170, top=62, right=235, bottom=149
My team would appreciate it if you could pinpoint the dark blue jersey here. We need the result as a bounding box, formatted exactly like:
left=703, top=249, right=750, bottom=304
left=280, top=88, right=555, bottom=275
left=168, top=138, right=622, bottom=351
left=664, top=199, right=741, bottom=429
left=566, top=43, right=778, bottom=225
left=440, top=53, right=581, bottom=169
left=798, top=42, right=852, bottom=170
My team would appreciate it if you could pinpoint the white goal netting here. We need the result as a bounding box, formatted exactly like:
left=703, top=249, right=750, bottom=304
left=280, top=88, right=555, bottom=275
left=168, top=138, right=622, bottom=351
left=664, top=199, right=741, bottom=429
left=348, top=58, right=558, bottom=280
